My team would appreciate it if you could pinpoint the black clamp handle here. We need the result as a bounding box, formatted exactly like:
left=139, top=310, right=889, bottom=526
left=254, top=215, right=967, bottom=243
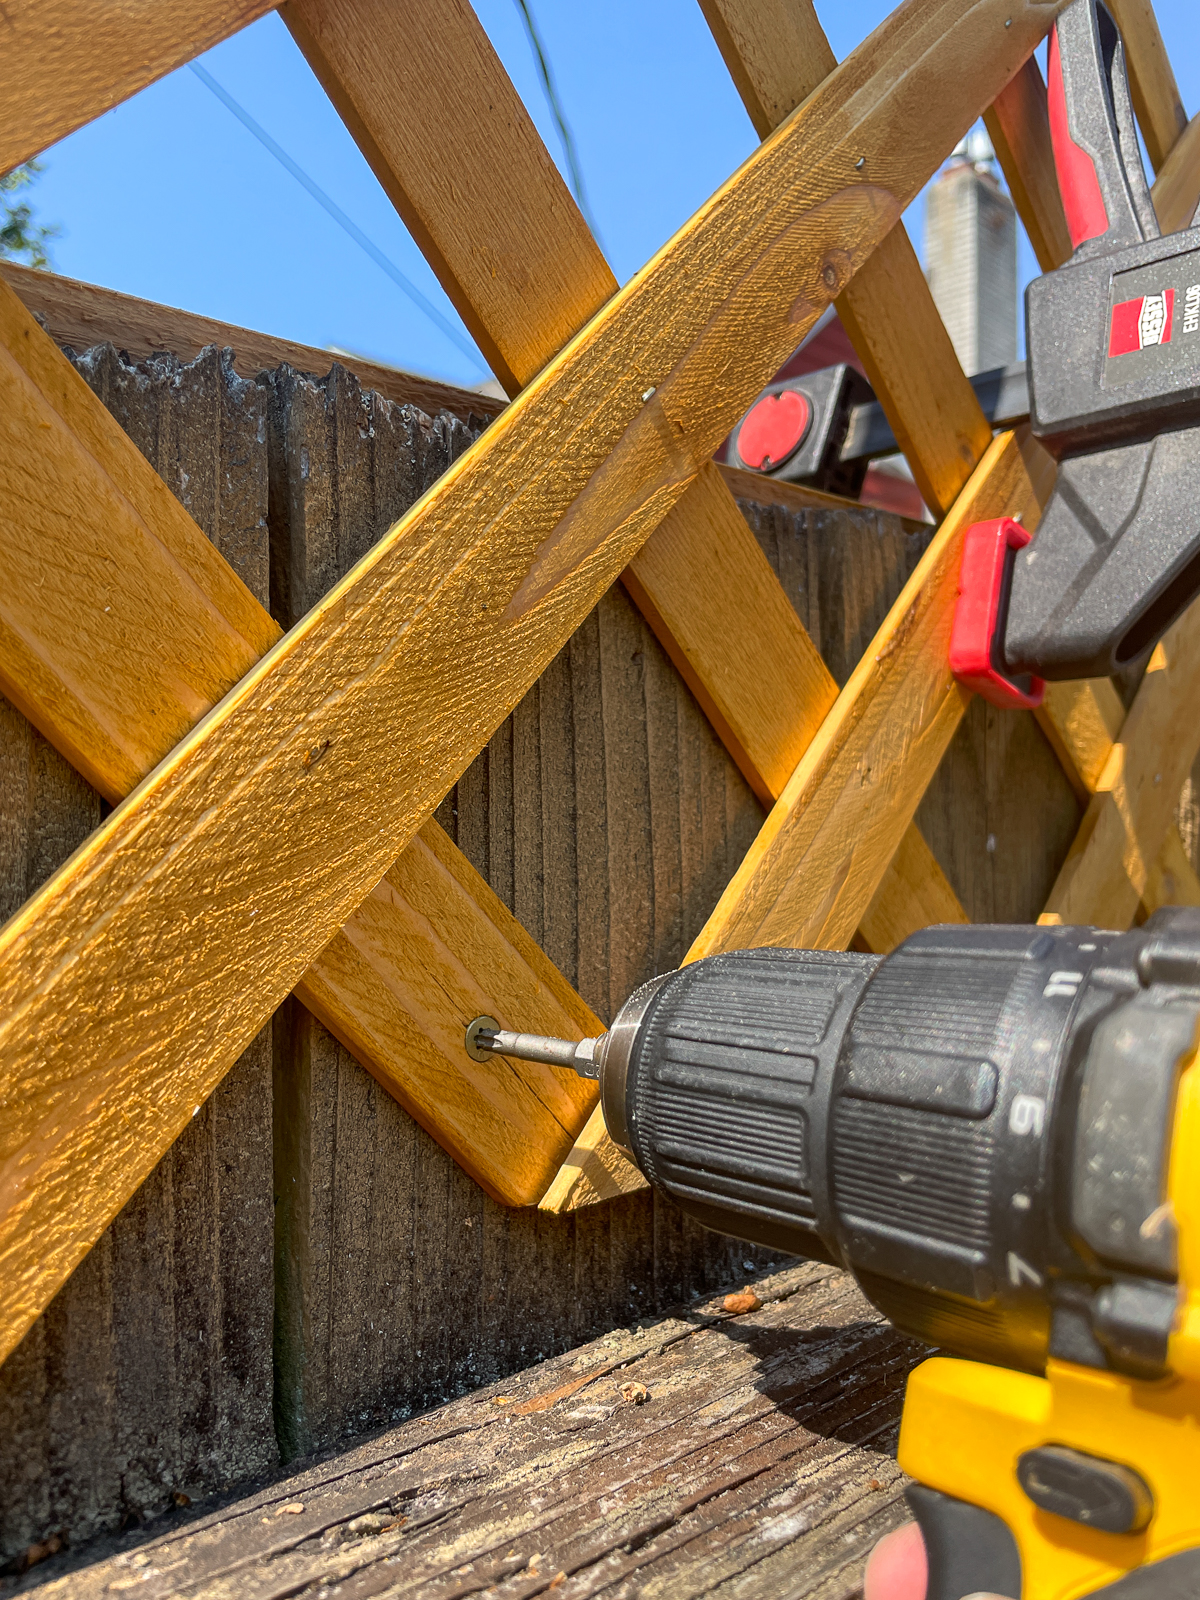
left=1048, top=0, right=1159, bottom=258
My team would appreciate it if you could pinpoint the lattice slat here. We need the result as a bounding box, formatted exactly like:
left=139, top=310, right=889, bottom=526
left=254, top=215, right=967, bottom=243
left=3, top=0, right=1193, bottom=1364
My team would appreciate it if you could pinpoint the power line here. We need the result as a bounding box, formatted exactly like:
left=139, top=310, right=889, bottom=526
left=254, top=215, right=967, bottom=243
left=188, top=62, right=484, bottom=373
left=510, top=0, right=602, bottom=247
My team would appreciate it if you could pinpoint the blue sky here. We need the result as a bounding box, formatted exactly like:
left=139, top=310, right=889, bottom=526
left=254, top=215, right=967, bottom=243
left=21, top=0, right=1200, bottom=390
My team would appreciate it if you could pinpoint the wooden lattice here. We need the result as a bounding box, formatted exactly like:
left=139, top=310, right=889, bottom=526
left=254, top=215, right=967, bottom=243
left=1, top=0, right=1199, bottom=1374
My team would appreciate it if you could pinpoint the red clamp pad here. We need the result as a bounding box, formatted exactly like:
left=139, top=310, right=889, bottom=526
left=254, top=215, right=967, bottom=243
left=950, top=519, right=1046, bottom=711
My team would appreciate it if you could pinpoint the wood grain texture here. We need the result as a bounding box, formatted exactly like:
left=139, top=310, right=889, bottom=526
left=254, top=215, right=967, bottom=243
left=1143, top=823, right=1200, bottom=911
left=985, top=55, right=1074, bottom=271
left=622, top=462, right=835, bottom=805
left=1105, top=0, right=1188, bottom=172
left=298, top=822, right=600, bottom=1209
left=539, top=1102, right=648, bottom=1211
left=278, top=577, right=766, bottom=1452
left=1152, top=111, right=1200, bottom=234
left=1037, top=675, right=1195, bottom=915
left=0, top=313, right=587, bottom=1374
left=16, top=1264, right=924, bottom=1599
left=281, top=0, right=614, bottom=399
left=0, top=279, right=278, bottom=803
left=283, top=0, right=941, bottom=937
left=1040, top=614, right=1200, bottom=927
left=547, top=483, right=969, bottom=1211
left=696, top=0, right=834, bottom=137
left=0, top=261, right=502, bottom=425
left=0, top=305, right=608, bottom=1211
left=915, top=695, right=1082, bottom=925
left=858, top=822, right=969, bottom=951
left=1038, top=677, right=1126, bottom=799
left=0, top=346, right=277, bottom=1562
left=699, top=0, right=992, bottom=518
left=837, top=230, right=994, bottom=518
left=0, top=0, right=274, bottom=173
left=0, top=0, right=1061, bottom=1360
left=0, top=334, right=767, bottom=1492
left=690, top=428, right=1057, bottom=961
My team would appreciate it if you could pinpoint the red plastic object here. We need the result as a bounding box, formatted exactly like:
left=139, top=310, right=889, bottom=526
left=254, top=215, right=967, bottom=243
left=1048, top=23, right=1109, bottom=250
left=950, top=519, right=1046, bottom=711
left=736, top=389, right=811, bottom=470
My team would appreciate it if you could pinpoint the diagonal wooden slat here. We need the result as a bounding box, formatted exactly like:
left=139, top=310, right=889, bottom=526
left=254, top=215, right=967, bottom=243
left=0, top=0, right=1061, bottom=1362
left=688, top=427, right=1057, bottom=961
left=1039, top=611, right=1200, bottom=927
left=1152, top=112, right=1200, bottom=234
left=0, top=0, right=275, bottom=175
left=545, top=427, right=1058, bottom=1212
left=550, top=0, right=1193, bottom=1212
left=284, top=0, right=960, bottom=937
left=1038, top=678, right=1199, bottom=912
left=985, top=56, right=1074, bottom=271
left=698, top=0, right=993, bottom=519
left=0, top=276, right=596, bottom=1214
left=1105, top=0, right=1188, bottom=171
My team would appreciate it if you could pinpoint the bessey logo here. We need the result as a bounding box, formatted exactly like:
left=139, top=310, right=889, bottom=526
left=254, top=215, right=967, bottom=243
left=1109, top=289, right=1175, bottom=355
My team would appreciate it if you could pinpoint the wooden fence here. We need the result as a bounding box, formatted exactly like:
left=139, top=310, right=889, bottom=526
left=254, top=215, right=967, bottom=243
left=3, top=0, right=1200, bottom=1559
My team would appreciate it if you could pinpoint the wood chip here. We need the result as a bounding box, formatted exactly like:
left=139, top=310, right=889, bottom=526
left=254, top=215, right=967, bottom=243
left=722, top=1288, right=762, bottom=1314
left=619, top=1380, right=649, bottom=1405
left=18, top=1533, right=63, bottom=1572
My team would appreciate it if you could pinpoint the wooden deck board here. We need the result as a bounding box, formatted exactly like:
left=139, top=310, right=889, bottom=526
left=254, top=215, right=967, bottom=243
left=15, top=1264, right=924, bottom=1599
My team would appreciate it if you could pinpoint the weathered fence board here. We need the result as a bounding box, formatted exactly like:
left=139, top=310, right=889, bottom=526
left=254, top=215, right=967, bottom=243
left=0, top=346, right=277, bottom=1560
left=267, top=362, right=769, bottom=1458
left=4, top=334, right=1196, bottom=1571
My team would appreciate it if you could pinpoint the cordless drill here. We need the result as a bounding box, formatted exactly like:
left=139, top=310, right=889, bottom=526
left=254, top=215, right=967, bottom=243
left=468, top=908, right=1200, bottom=1599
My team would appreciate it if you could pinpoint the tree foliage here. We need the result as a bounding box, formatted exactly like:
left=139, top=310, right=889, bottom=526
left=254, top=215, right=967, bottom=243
left=1, top=162, right=59, bottom=269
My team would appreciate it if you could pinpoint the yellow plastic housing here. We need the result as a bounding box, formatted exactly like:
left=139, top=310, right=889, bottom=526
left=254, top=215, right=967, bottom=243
left=898, top=1046, right=1200, bottom=1598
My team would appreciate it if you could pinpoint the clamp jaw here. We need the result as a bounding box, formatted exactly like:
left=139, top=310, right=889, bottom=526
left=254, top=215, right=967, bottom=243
left=956, top=0, right=1200, bottom=701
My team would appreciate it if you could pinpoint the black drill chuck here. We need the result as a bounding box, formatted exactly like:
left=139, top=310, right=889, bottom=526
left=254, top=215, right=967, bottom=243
left=471, top=909, right=1200, bottom=1382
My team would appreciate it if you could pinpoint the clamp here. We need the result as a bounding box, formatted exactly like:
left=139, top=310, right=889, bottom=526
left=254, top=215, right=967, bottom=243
left=953, top=0, right=1200, bottom=706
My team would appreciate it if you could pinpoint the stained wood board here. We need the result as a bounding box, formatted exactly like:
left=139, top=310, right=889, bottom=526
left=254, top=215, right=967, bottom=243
left=544, top=470, right=975, bottom=1213
left=1040, top=612, right=1200, bottom=928
left=689, top=429, right=1057, bottom=963
left=985, top=56, right=1074, bottom=272
left=0, top=287, right=602, bottom=1204
left=286, top=0, right=952, bottom=926
left=0, top=261, right=502, bottom=425
left=0, top=0, right=1062, bottom=1361
left=0, top=291, right=604, bottom=1385
left=0, top=344, right=281, bottom=1562
left=0, top=0, right=275, bottom=174
left=282, top=0, right=615, bottom=400
left=1152, top=112, right=1200, bottom=234
left=1105, top=0, right=1188, bottom=172
left=698, top=0, right=992, bottom=518
left=18, top=1263, right=927, bottom=1600
left=0, top=278, right=276, bottom=803
left=1038, top=677, right=1197, bottom=913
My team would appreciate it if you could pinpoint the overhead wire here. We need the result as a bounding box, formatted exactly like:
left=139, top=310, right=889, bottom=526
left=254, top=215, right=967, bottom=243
left=510, top=0, right=603, bottom=248
left=188, top=61, right=486, bottom=374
